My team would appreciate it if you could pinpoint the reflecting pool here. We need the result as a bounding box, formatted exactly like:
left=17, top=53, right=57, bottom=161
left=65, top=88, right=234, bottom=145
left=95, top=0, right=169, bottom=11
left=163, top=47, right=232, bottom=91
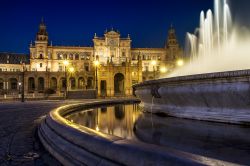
left=65, top=104, right=250, bottom=165
left=65, top=104, right=142, bottom=140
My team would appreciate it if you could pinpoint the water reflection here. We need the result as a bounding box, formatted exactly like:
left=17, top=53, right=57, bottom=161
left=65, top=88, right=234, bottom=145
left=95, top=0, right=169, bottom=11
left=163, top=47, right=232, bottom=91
left=134, top=113, right=250, bottom=165
left=65, top=104, right=141, bottom=140
left=65, top=104, right=250, bottom=165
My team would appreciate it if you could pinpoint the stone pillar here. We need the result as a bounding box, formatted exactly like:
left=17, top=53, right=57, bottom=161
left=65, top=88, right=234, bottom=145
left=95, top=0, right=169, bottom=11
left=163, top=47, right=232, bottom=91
left=56, top=77, right=60, bottom=96
left=24, top=76, right=28, bottom=95
left=97, top=79, right=101, bottom=97
left=34, top=76, right=38, bottom=97
left=75, top=77, right=78, bottom=90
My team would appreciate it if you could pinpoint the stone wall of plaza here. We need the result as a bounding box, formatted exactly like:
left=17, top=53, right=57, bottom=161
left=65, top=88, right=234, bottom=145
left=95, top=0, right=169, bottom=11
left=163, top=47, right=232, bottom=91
left=0, top=70, right=94, bottom=98
left=0, top=20, right=183, bottom=98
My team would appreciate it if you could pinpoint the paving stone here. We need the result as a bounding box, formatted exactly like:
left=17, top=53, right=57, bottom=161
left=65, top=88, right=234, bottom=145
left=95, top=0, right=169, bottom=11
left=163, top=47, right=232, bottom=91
left=0, top=99, right=100, bottom=166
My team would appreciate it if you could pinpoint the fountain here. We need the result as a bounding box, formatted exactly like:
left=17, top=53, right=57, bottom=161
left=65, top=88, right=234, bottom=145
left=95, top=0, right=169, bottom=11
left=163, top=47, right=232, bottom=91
left=134, top=0, right=250, bottom=125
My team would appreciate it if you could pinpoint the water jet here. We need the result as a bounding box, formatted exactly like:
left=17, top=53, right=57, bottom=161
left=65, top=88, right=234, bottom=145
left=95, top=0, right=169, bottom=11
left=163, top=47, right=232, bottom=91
left=134, top=0, right=250, bottom=125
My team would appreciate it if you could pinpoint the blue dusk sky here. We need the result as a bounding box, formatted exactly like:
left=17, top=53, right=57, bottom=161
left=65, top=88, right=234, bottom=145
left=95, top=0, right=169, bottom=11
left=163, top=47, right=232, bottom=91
left=0, top=0, right=249, bottom=53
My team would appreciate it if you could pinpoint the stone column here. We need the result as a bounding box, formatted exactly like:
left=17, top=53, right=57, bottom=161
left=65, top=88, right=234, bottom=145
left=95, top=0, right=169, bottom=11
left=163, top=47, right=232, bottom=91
left=57, top=77, right=60, bottom=96
left=74, top=76, right=77, bottom=90
left=34, top=76, right=38, bottom=98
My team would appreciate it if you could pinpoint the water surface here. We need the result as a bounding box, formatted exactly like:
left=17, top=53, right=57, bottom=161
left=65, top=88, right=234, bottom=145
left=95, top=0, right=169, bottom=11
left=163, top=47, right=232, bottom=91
left=65, top=103, right=250, bottom=165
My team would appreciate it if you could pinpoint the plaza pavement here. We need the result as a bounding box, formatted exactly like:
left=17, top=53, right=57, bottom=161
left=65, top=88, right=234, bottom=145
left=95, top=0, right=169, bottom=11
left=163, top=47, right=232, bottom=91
left=0, top=99, right=102, bottom=166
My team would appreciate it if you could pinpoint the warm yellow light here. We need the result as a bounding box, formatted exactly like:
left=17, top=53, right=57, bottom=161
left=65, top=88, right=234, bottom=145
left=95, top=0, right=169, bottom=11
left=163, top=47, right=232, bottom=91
left=94, top=60, right=100, bottom=66
left=63, top=60, right=69, bottom=66
left=69, top=67, right=74, bottom=73
left=96, top=125, right=99, bottom=131
left=160, top=67, right=167, bottom=73
left=176, top=59, right=184, bottom=66
left=151, top=60, right=157, bottom=66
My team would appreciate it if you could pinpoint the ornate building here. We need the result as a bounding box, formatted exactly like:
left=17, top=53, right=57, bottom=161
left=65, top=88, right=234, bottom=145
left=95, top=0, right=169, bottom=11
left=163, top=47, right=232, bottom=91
left=0, top=19, right=182, bottom=98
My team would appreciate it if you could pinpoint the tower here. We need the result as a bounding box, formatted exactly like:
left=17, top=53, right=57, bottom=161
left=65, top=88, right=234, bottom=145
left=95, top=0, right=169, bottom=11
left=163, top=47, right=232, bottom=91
left=29, top=18, right=49, bottom=71
left=35, top=18, right=49, bottom=60
left=165, top=25, right=180, bottom=60
left=36, top=18, right=48, bottom=42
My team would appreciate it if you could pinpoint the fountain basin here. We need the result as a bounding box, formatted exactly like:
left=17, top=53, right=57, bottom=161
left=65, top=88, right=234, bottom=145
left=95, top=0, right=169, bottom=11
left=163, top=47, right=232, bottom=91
left=39, top=99, right=215, bottom=166
left=133, top=70, right=250, bottom=125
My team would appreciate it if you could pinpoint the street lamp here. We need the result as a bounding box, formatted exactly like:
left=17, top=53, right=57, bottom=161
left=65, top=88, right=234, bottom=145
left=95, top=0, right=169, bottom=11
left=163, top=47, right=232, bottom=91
left=94, top=60, right=99, bottom=96
left=151, top=60, right=157, bottom=79
left=176, top=59, right=184, bottom=67
left=63, top=60, right=69, bottom=99
left=18, top=82, right=21, bottom=96
left=69, top=67, right=74, bottom=73
left=160, top=66, right=167, bottom=73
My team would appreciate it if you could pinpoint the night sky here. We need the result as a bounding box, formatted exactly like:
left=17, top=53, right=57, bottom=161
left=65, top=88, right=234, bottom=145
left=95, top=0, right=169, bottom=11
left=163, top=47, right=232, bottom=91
left=0, top=0, right=249, bottom=54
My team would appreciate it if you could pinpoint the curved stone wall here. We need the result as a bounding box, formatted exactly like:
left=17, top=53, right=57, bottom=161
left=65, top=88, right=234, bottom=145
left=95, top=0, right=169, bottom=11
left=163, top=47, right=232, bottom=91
left=38, top=99, right=228, bottom=166
left=133, top=70, right=250, bottom=125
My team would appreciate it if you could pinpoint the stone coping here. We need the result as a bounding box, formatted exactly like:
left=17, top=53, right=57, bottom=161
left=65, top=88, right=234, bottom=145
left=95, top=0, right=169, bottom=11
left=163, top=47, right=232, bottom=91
left=133, top=69, right=250, bottom=88
left=38, top=99, right=235, bottom=166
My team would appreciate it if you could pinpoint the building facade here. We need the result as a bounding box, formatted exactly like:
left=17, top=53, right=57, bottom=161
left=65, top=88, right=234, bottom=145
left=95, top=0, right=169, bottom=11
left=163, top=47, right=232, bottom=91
left=0, top=20, right=182, bottom=98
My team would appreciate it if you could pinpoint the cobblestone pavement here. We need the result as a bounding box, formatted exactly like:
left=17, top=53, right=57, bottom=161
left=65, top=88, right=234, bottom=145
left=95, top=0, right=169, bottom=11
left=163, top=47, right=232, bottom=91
left=0, top=99, right=99, bottom=166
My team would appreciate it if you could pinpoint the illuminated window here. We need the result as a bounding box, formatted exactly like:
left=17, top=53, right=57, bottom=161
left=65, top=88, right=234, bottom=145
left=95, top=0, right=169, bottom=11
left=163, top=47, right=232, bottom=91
left=69, top=54, right=73, bottom=60
left=85, top=63, right=89, bottom=71
left=57, top=54, right=63, bottom=60
left=80, top=55, right=85, bottom=60
left=122, top=52, right=126, bottom=57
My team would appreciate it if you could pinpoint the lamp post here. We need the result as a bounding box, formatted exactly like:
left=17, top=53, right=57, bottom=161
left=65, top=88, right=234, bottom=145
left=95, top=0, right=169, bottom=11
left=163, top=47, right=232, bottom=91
left=63, top=60, right=69, bottom=99
left=151, top=60, right=157, bottom=79
left=94, top=60, right=99, bottom=97
left=18, top=82, right=21, bottom=96
left=21, top=63, right=25, bottom=102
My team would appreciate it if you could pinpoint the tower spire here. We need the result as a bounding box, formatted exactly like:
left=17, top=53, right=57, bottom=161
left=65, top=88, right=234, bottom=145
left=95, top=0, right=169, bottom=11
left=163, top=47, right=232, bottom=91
left=41, top=17, right=44, bottom=24
left=165, top=24, right=178, bottom=48
left=36, top=18, right=48, bottom=42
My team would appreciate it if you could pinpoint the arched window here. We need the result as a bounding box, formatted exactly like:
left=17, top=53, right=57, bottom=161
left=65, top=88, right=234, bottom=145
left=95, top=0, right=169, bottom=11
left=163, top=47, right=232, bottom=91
left=75, top=54, right=79, bottom=60
left=60, top=77, right=66, bottom=90
left=69, top=54, right=73, bottom=60
left=0, top=78, right=4, bottom=90
left=9, top=78, right=18, bottom=90
left=78, top=77, right=85, bottom=89
left=69, top=77, right=76, bottom=90
left=50, top=77, right=57, bottom=90
left=38, top=77, right=45, bottom=92
left=28, top=77, right=35, bottom=92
